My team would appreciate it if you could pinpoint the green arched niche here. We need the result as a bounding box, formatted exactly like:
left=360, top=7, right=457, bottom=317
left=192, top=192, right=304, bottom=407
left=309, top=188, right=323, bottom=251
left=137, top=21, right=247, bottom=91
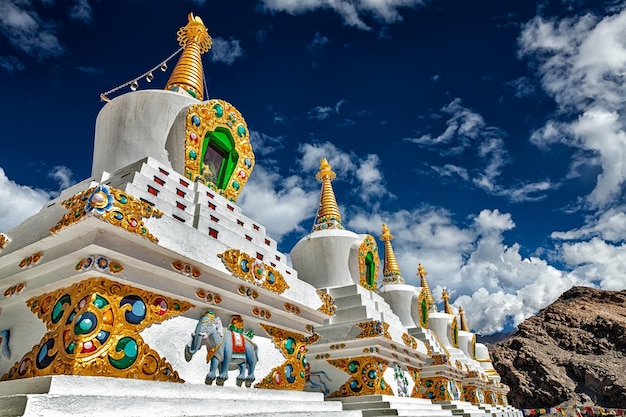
left=184, top=99, right=255, bottom=202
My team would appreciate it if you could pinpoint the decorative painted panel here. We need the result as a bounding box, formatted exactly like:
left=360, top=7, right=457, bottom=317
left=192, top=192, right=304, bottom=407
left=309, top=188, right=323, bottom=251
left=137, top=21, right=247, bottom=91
left=327, top=355, right=394, bottom=397
left=50, top=185, right=163, bottom=242
left=1, top=277, right=191, bottom=382
left=256, top=324, right=319, bottom=391
left=355, top=320, right=391, bottom=339
left=218, top=249, right=289, bottom=294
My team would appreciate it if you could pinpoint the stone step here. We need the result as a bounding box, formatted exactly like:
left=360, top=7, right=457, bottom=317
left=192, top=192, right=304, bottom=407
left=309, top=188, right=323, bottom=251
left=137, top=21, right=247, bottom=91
left=0, top=394, right=350, bottom=417
left=0, top=376, right=362, bottom=417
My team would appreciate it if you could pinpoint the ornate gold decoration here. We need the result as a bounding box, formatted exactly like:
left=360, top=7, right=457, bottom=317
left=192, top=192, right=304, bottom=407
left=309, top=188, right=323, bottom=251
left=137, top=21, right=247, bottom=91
left=171, top=260, right=201, bottom=278
left=184, top=100, right=254, bottom=202
left=355, top=320, right=391, bottom=339
left=431, top=354, right=449, bottom=366
left=327, top=356, right=394, bottom=398
left=75, top=256, right=124, bottom=274
left=252, top=306, right=271, bottom=320
left=380, top=224, right=405, bottom=285
left=19, top=252, right=42, bottom=269
left=420, top=377, right=462, bottom=401
left=284, top=303, right=300, bottom=315
left=50, top=185, right=163, bottom=242
left=417, top=263, right=436, bottom=311
left=218, top=249, right=289, bottom=294
left=458, top=305, right=470, bottom=332
left=256, top=324, right=319, bottom=391
left=0, top=233, right=9, bottom=250
left=4, top=283, right=25, bottom=298
left=238, top=285, right=259, bottom=299
left=442, top=288, right=453, bottom=314
left=195, top=289, right=222, bottom=304
left=484, top=389, right=498, bottom=405
left=316, top=289, right=336, bottom=316
left=363, top=347, right=379, bottom=354
left=330, top=343, right=346, bottom=350
left=402, top=333, right=418, bottom=350
left=164, top=13, right=211, bottom=100
left=1, top=277, right=192, bottom=382
left=313, top=158, right=343, bottom=231
left=407, top=366, right=422, bottom=398
left=358, top=234, right=380, bottom=291
left=463, top=385, right=486, bottom=404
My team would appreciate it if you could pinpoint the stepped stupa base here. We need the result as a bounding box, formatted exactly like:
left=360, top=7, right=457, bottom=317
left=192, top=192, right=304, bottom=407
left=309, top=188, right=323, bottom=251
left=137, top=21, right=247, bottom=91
left=0, top=376, right=360, bottom=417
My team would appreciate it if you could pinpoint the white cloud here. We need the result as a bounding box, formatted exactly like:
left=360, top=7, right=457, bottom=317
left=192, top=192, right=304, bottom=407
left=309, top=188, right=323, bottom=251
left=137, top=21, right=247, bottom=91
left=0, top=0, right=64, bottom=59
left=210, top=37, right=244, bottom=65
left=249, top=130, right=285, bottom=156
left=0, top=167, right=51, bottom=232
left=308, top=99, right=347, bottom=121
left=559, top=237, right=626, bottom=290
left=261, top=0, right=426, bottom=30
left=0, top=55, right=24, bottom=73
left=68, top=0, right=93, bottom=24
left=519, top=9, right=626, bottom=209
left=308, top=32, right=329, bottom=50
left=48, top=166, right=74, bottom=190
left=407, top=98, right=554, bottom=202
left=238, top=165, right=318, bottom=239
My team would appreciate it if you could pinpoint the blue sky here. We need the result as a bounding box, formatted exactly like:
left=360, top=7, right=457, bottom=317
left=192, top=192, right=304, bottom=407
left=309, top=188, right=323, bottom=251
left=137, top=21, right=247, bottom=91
left=1, top=0, right=626, bottom=335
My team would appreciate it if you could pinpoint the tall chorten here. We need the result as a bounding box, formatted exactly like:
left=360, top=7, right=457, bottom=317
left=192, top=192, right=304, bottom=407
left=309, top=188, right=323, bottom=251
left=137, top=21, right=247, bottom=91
left=313, top=158, right=343, bottom=231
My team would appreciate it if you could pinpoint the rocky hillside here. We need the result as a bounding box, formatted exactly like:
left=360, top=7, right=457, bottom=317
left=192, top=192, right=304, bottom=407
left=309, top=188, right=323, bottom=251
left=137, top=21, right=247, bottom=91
left=489, top=286, right=626, bottom=409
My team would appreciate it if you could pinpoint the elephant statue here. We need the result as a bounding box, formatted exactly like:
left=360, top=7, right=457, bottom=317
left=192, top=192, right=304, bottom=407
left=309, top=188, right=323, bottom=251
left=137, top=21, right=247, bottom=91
left=185, top=311, right=258, bottom=387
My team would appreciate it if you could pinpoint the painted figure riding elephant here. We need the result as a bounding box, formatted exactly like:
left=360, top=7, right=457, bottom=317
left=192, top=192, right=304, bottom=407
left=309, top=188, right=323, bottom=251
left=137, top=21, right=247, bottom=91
left=185, top=311, right=258, bottom=387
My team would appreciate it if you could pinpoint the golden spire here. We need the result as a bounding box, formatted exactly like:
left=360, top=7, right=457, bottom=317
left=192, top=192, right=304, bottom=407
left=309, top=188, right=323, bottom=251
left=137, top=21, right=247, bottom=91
left=165, top=13, right=212, bottom=100
left=313, top=158, right=343, bottom=231
left=380, top=224, right=404, bottom=284
left=442, top=288, right=453, bottom=315
left=458, top=306, right=470, bottom=332
left=417, top=263, right=436, bottom=311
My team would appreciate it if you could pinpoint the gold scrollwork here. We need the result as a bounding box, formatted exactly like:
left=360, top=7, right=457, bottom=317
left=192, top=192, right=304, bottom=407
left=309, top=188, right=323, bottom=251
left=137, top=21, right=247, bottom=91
left=327, top=355, right=394, bottom=398
left=255, top=324, right=319, bottom=391
left=355, top=320, right=391, bottom=339
left=316, top=289, right=336, bottom=316
left=50, top=185, right=163, bottom=242
left=172, top=260, right=201, bottom=278
left=406, top=366, right=422, bottom=398
left=19, top=252, right=42, bottom=269
left=1, top=277, right=192, bottom=382
left=184, top=100, right=255, bottom=202
left=0, top=233, right=9, bottom=250
left=402, top=333, right=418, bottom=350
left=218, top=249, right=289, bottom=294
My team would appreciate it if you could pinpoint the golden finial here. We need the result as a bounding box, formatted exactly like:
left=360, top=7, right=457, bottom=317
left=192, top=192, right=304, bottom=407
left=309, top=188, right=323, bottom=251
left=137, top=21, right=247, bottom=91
left=458, top=306, right=470, bottom=332
left=417, top=263, right=436, bottom=311
left=165, top=13, right=212, bottom=100
left=313, top=158, right=343, bottom=231
left=442, top=288, right=453, bottom=315
left=380, top=224, right=404, bottom=284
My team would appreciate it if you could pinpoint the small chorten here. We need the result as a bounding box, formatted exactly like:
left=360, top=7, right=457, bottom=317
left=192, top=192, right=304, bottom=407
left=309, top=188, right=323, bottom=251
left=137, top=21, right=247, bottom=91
left=442, top=288, right=453, bottom=315
left=313, top=158, right=344, bottom=231
left=380, top=224, right=405, bottom=285
left=458, top=305, right=470, bottom=332
left=418, top=263, right=436, bottom=311
left=165, top=13, right=212, bottom=100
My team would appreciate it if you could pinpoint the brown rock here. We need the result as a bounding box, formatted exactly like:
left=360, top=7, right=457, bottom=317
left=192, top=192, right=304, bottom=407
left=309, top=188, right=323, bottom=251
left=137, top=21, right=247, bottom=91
left=488, top=286, right=626, bottom=409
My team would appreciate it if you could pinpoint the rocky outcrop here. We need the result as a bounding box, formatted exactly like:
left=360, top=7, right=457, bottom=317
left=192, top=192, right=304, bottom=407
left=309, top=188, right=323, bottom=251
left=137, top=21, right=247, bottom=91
left=489, top=286, right=626, bottom=409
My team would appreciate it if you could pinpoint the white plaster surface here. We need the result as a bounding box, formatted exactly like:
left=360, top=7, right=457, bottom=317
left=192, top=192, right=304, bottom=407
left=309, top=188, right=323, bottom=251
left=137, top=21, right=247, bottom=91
left=92, top=90, right=198, bottom=178
left=291, top=229, right=364, bottom=289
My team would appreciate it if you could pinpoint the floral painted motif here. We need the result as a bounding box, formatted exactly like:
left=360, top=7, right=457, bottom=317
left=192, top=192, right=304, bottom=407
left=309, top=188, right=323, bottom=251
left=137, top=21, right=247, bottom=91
left=75, top=256, right=123, bottom=274
left=218, top=249, right=289, bottom=294
left=19, top=252, right=42, bottom=269
left=4, top=283, right=25, bottom=298
left=327, top=355, right=394, bottom=398
left=171, top=260, right=201, bottom=278
left=50, top=185, right=163, bottom=242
